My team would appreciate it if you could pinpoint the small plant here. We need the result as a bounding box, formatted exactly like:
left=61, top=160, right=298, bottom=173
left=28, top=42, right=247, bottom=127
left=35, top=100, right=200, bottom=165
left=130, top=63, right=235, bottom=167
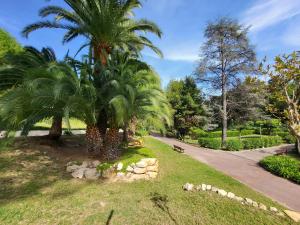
left=97, top=163, right=112, bottom=177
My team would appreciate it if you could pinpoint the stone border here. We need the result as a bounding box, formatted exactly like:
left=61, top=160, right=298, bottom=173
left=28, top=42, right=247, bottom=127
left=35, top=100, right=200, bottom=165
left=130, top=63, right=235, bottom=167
left=65, top=158, right=159, bottom=182
left=183, top=183, right=285, bottom=217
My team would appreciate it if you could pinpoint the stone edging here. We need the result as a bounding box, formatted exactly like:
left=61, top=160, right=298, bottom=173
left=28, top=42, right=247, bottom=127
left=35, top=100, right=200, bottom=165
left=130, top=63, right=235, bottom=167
left=183, top=183, right=285, bottom=217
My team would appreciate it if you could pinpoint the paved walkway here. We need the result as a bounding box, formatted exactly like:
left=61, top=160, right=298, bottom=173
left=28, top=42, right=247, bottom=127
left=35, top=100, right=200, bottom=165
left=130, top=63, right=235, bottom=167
left=153, top=136, right=300, bottom=211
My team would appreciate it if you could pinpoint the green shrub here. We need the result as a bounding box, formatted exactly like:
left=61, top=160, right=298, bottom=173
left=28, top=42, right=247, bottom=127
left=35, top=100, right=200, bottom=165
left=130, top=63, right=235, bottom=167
left=198, top=138, right=222, bottom=149
left=277, top=132, right=296, bottom=144
left=190, top=128, right=207, bottom=139
left=260, top=155, right=300, bottom=184
left=136, top=129, right=149, bottom=137
left=205, top=130, right=255, bottom=138
left=225, top=139, right=244, bottom=151
left=242, top=136, right=282, bottom=149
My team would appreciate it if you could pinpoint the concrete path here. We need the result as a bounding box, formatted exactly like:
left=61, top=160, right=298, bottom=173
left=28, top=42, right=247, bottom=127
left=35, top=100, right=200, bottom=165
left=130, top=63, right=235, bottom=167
left=153, top=136, right=300, bottom=211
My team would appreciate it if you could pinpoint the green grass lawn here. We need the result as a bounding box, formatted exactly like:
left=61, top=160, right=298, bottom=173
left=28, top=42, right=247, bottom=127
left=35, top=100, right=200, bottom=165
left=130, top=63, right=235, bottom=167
left=0, top=137, right=297, bottom=225
left=34, top=118, right=86, bottom=130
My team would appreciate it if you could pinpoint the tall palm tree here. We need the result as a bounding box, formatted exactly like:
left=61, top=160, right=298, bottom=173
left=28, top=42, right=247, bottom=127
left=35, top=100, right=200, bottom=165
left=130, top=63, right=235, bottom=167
left=22, top=0, right=163, bottom=65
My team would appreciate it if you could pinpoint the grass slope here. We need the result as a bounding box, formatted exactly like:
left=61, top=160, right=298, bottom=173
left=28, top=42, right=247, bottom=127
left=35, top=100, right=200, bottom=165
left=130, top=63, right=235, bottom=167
left=0, top=137, right=296, bottom=225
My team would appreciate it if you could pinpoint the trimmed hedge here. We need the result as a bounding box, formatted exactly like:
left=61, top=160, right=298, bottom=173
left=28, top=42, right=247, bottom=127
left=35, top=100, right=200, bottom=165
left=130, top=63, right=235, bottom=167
left=225, top=139, right=244, bottom=151
left=198, top=136, right=283, bottom=151
left=198, top=138, right=222, bottom=149
left=205, top=130, right=256, bottom=138
left=260, top=155, right=300, bottom=184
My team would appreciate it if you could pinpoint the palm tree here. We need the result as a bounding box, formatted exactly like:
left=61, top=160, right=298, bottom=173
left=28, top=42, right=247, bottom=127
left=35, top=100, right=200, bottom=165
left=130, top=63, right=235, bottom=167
left=99, top=51, right=172, bottom=159
left=22, top=0, right=163, bottom=65
left=0, top=47, right=68, bottom=139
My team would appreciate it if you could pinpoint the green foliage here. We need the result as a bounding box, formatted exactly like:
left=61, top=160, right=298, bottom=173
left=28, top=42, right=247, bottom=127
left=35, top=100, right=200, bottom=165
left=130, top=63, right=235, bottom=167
left=189, top=127, right=207, bottom=139
left=198, top=138, right=222, bottom=150
left=0, top=28, right=22, bottom=60
left=225, top=139, right=244, bottom=151
left=260, top=155, right=300, bottom=184
left=276, top=132, right=296, bottom=144
left=205, top=130, right=255, bottom=138
left=242, top=136, right=282, bottom=149
left=166, top=77, right=208, bottom=138
left=198, top=136, right=283, bottom=150
left=97, top=162, right=111, bottom=175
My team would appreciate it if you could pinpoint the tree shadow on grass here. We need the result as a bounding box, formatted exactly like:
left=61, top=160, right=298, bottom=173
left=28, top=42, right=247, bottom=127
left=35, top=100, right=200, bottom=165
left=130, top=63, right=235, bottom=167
left=0, top=138, right=83, bottom=206
left=105, top=210, right=114, bottom=225
left=150, top=192, right=179, bottom=225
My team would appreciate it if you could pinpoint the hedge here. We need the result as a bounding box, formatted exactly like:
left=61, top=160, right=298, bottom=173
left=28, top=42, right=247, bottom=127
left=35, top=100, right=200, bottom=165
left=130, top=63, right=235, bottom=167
left=260, top=155, right=300, bottom=184
left=225, top=139, right=244, bottom=151
left=205, top=130, right=256, bottom=138
left=198, top=138, right=222, bottom=150
left=198, top=136, right=283, bottom=151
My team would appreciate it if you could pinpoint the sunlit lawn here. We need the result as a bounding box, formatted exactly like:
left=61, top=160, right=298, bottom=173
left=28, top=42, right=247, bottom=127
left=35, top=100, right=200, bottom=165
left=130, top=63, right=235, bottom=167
left=0, top=137, right=296, bottom=225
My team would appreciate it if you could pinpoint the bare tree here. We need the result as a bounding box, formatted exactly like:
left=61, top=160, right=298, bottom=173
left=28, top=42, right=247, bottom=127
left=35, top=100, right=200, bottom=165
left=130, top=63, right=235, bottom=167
left=195, top=17, right=257, bottom=146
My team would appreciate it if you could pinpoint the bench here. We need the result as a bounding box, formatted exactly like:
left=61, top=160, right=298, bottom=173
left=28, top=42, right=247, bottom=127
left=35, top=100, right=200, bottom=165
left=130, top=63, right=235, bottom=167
left=173, top=145, right=185, bottom=153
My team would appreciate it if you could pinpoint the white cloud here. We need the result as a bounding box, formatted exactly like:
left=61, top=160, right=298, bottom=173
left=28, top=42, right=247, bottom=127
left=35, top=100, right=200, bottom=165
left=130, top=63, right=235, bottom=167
left=242, top=0, right=300, bottom=32
left=143, top=41, right=201, bottom=62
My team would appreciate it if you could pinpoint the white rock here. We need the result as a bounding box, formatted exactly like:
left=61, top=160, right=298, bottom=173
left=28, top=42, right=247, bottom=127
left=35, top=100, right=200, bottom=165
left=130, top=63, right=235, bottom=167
left=277, top=212, right=285, bottom=217
left=116, top=172, right=125, bottom=178
left=81, top=161, right=89, bottom=168
left=206, top=185, right=212, bottom=191
left=116, top=162, right=123, bottom=171
left=131, top=174, right=148, bottom=181
left=227, top=192, right=235, bottom=199
left=183, top=183, right=194, bottom=191
left=211, top=187, right=218, bottom=192
left=252, top=201, right=258, bottom=208
left=92, top=160, right=101, bottom=167
left=284, top=210, right=300, bottom=222
left=71, top=168, right=86, bottom=179
left=66, top=165, right=81, bottom=173
left=133, top=167, right=147, bottom=174
left=141, top=158, right=157, bottom=166
left=196, top=185, right=202, bottom=191
left=146, top=165, right=159, bottom=172
left=245, top=198, right=253, bottom=205
left=67, top=161, right=77, bottom=167
left=259, top=203, right=267, bottom=211
left=147, top=171, right=158, bottom=179
left=136, top=161, right=147, bottom=168
left=234, top=196, right=244, bottom=202
left=85, top=168, right=100, bottom=180
left=126, top=166, right=134, bottom=172
left=201, top=184, right=207, bottom=191
left=217, top=189, right=227, bottom=196
left=270, top=207, right=278, bottom=212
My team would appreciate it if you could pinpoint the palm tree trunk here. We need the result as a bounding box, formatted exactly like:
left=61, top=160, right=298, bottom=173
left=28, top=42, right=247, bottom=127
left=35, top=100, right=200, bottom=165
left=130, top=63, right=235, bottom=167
left=123, top=123, right=129, bottom=143
left=103, top=127, right=120, bottom=161
left=129, top=116, right=138, bottom=137
left=49, top=116, right=62, bottom=140
left=86, top=124, right=102, bottom=154
left=97, top=110, right=107, bottom=137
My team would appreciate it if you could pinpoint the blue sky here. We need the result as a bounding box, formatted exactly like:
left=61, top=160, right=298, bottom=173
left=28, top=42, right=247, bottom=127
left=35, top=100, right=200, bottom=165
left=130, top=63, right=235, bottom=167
left=1, top=0, right=300, bottom=87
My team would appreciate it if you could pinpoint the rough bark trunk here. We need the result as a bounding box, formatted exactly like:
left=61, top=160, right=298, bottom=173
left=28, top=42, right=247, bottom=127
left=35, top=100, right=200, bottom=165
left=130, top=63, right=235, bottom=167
left=103, top=127, right=120, bottom=161
left=97, top=110, right=107, bottom=137
left=221, top=77, right=227, bottom=147
left=86, top=124, right=102, bottom=154
left=296, top=138, right=300, bottom=154
left=129, top=116, right=138, bottom=137
left=48, top=116, right=62, bottom=140
left=123, top=124, right=129, bottom=143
